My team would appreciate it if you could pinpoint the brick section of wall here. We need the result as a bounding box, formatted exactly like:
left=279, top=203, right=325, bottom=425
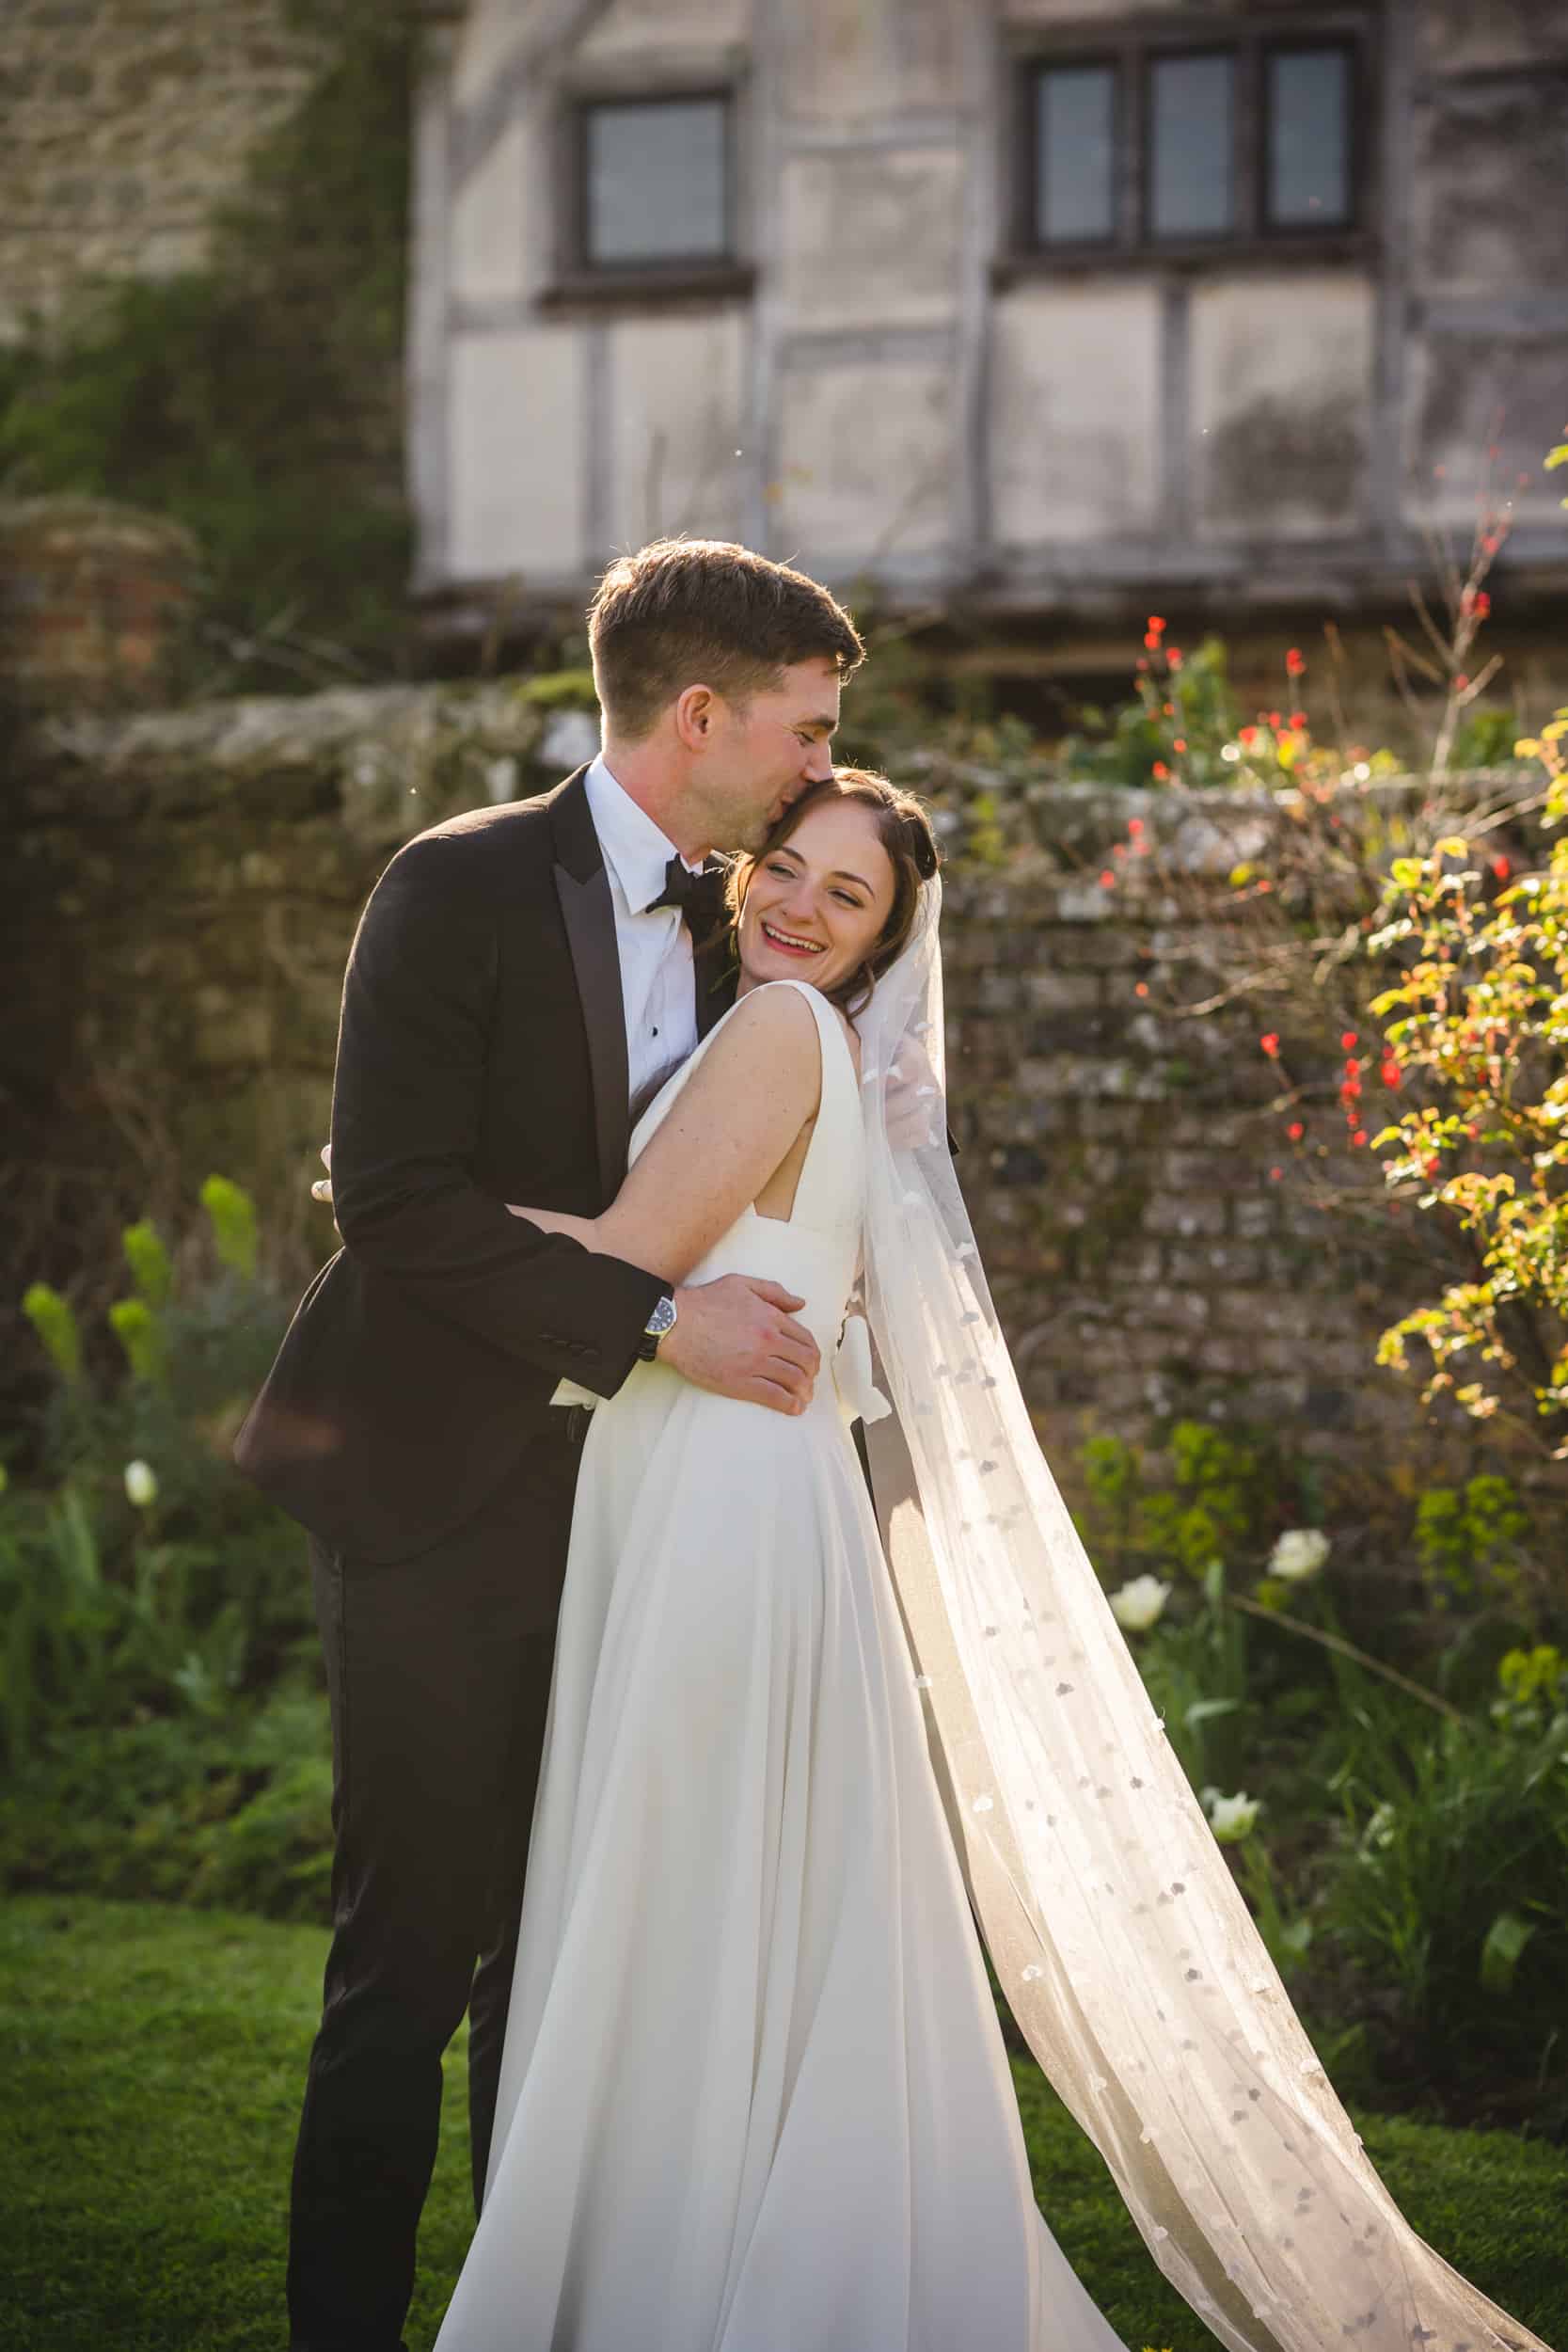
left=0, top=0, right=322, bottom=338
left=7, top=684, right=1503, bottom=1498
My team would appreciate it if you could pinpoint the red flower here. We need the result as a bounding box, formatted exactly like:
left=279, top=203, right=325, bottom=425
left=1287, top=1120, right=1305, bottom=1141
left=1290, top=710, right=1307, bottom=730
left=1134, top=980, right=1149, bottom=996
left=1339, top=1030, right=1358, bottom=1049
left=1268, top=709, right=1282, bottom=728
left=1286, top=647, right=1306, bottom=676
left=1239, top=725, right=1258, bottom=748
left=1454, top=673, right=1469, bottom=691
left=1380, top=1059, right=1402, bottom=1089
left=1173, top=737, right=1188, bottom=753
left=1423, top=1155, right=1441, bottom=1178
left=1128, top=816, right=1145, bottom=835
left=1099, top=869, right=1117, bottom=888
left=1490, top=854, right=1511, bottom=880
left=1165, top=646, right=1183, bottom=671
left=1135, top=658, right=1148, bottom=673
left=1475, top=591, right=1491, bottom=619
left=1152, top=760, right=1169, bottom=780
left=1269, top=1167, right=1283, bottom=1182
left=1147, top=614, right=1166, bottom=636
left=1145, top=632, right=1162, bottom=652
left=1259, top=1033, right=1281, bottom=1057
left=1352, top=1129, right=1368, bottom=1147
left=1257, top=878, right=1274, bottom=892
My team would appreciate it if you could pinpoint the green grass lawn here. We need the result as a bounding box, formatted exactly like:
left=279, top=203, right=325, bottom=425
left=3, top=1894, right=1564, bottom=2352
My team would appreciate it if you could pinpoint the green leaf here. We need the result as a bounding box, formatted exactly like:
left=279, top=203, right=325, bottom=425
left=21, top=1283, right=83, bottom=1383
left=122, top=1220, right=174, bottom=1310
left=1479, top=1909, right=1537, bottom=1995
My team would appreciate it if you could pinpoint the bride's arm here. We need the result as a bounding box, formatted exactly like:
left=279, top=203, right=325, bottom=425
left=508, top=987, right=823, bottom=1284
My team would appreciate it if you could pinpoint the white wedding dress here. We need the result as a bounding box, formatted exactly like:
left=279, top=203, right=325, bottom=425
left=434, top=979, right=1130, bottom=2351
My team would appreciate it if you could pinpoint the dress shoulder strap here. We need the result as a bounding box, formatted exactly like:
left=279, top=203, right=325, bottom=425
left=757, top=980, right=862, bottom=1230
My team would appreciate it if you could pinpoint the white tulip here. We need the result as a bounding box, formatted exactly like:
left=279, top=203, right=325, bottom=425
left=1269, top=1527, right=1329, bottom=1583
left=1108, top=1574, right=1172, bottom=1633
left=1207, top=1789, right=1260, bottom=1845
left=123, top=1459, right=159, bottom=1510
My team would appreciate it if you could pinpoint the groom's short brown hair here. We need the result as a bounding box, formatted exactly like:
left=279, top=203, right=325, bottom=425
left=587, top=537, right=864, bottom=740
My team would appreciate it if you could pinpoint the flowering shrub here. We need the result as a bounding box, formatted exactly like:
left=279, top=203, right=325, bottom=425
left=1364, top=711, right=1568, bottom=1463
left=1058, top=619, right=1417, bottom=797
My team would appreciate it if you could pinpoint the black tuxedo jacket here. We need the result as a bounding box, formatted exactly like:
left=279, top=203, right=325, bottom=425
left=233, top=767, right=736, bottom=1564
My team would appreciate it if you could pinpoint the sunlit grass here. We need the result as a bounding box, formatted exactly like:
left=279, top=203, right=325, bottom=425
left=3, top=1896, right=1563, bottom=2351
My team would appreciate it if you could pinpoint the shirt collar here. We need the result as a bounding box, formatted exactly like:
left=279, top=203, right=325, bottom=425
left=583, top=754, right=702, bottom=914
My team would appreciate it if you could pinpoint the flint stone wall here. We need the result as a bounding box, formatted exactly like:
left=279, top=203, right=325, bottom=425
left=0, top=0, right=321, bottom=340
left=6, top=679, right=1516, bottom=1500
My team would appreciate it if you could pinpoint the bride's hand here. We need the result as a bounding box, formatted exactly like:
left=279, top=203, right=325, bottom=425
left=310, top=1142, right=334, bottom=1207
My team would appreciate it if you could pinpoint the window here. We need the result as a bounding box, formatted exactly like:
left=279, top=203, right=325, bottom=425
left=1018, top=20, right=1364, bottom=264
left=547, top=86, right=752, bottom=304
left=583, top=95, right=728, bottom=267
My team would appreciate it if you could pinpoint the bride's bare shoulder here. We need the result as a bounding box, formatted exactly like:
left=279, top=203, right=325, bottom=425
left=732, top=982, right=861, bottom=1078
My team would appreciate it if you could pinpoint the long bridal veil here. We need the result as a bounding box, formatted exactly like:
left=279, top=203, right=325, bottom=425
left=856, top=874, right=1552, bottom=2352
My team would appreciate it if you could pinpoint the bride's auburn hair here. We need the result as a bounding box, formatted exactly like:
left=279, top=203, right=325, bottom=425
left=725, top=769, right=942, bottom=1021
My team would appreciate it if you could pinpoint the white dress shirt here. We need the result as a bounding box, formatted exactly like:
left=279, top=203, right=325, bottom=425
left=552, top=755, right=705, bottom=1408
left=582, top=753, right=702, bottom=1114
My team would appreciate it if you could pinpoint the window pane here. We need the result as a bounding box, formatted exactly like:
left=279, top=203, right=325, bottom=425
left=586, top=99, right=727, bottom=266
left=1149, top=53, right=1235, bottom=239
left=1034, top=64, right=1117, bottom=244
left=1267, top=46, right=1352, bottom=229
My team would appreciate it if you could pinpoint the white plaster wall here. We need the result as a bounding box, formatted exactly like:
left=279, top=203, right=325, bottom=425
left=449, top=327, right=584, bottom=580
left=1190, top=275, right=1373, bottom=537
left=774, top=358, right=956, bottom=568
left=1402, top=332, right=1568, bottom=535
left=605, top=310, right=750, bottom=548
left=451, top=0, right=550, bottom=110
left=578, top=0, right=748, bottom=65
left=451, top=116, right=531, bottom=307
left=778, top=147, right=963, bottom=331
left=1416, top=0, right=1568, bottom=75
left=989, top=283, right=1162, bottom=543
left=778, top=0, right=967, bottom=118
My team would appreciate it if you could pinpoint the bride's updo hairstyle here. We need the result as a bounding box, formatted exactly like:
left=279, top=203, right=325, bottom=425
left=726, top=768, right=941, bottom=1022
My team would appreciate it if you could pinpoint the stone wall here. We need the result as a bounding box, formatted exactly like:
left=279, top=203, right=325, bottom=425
left=8, top=675, right=1527, bottom=1513
left=0, top=0, right=321, bottom=340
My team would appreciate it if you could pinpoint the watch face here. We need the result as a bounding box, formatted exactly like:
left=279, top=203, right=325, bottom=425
left=646, top=1295, right=677, bottom=1338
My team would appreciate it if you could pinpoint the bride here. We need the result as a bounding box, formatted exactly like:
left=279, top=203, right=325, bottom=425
left=434, top=770, right=1550, bottom=2352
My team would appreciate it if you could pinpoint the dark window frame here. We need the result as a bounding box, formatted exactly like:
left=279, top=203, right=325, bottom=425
left=546, top=80, right=755, bottom=309
left=1002, top=9, right=1374, bottom=280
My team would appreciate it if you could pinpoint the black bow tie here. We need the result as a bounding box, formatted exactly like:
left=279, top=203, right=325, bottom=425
left=645, top=854, right=724, bottom=932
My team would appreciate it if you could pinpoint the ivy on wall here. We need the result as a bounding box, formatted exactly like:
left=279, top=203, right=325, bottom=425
left=0, top=1, right=419, bottom=691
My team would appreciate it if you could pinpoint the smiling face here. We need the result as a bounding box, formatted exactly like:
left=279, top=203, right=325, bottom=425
left=736, top=794, right=897, bottom=1001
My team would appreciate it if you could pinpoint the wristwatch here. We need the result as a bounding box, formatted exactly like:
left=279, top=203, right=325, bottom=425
left=638, top=1290, right=678, bottom=1361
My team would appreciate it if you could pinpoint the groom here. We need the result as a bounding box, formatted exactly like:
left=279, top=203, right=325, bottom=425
left=235, top=537, right=866, bottom=2351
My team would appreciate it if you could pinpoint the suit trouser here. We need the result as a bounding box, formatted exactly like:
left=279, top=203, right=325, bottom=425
left=287, top=1412, right=590, bottom=2352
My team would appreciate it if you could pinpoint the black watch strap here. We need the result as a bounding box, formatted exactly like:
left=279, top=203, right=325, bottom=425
left=637, top=1288, right=677, bottom=1361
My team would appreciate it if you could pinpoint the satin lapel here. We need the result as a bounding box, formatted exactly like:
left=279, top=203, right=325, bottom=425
left=694, top=861, right=737, bottom=1041
left=549, top=771, right=630, bottom=1209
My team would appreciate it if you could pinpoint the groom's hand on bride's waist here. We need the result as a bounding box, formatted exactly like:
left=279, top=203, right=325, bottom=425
left=661, top=1277, right=819, bottom=1416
